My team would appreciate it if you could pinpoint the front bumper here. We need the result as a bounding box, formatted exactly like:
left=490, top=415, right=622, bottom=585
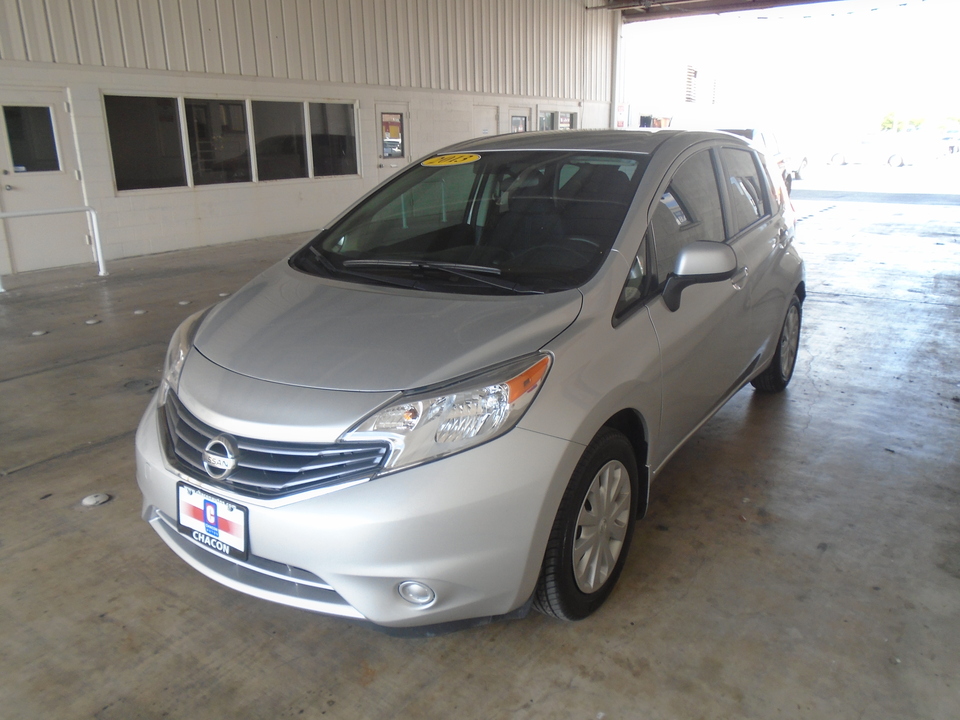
left=135, top=394, right=582, bottom=628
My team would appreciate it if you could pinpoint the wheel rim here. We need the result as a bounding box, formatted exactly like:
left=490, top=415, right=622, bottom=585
left=779, top=305, right=801, bottom=379
left=573, top=460, right=632, bottom=594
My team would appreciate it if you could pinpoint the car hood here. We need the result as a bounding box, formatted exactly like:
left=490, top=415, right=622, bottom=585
left=193, top=261, right=582, bottom=392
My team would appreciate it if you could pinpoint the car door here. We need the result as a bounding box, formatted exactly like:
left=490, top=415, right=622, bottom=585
left=641, top=147, right=757, bottom=471
left=717, top=145, right=788, bottom=362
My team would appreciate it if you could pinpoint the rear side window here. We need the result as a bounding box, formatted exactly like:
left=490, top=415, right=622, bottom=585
left=720, top=147, right=769, bottom=235
left=651, top=150, right=724, bottom=282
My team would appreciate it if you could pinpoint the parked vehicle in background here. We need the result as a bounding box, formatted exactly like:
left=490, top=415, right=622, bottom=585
left=830, top=130, right=946, bottom=167
left=940, top=129, right=958, bottom=155
left=136, top=129, right=805, bottom=632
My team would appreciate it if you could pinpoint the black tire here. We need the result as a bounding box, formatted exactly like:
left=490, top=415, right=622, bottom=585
left=751, top=294, right=802, bottom=393
left=534, top=428, right=639, bottom=621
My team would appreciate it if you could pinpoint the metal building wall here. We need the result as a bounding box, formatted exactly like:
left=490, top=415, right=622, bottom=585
left=0, top=0, right=615, bottom=103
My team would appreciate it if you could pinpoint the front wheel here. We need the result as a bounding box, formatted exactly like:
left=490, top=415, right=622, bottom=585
left=534, top=429, right=639, bottom=621
left=751, top=294, right=802, bottom=393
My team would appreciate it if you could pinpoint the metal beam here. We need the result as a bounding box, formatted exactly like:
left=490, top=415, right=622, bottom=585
left=588, top=0, right=845, bottom=23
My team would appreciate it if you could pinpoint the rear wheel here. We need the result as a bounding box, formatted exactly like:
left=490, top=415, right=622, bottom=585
left=534, top=429, right=639, bottom=620
left=751, top=294, right=802, bottom=393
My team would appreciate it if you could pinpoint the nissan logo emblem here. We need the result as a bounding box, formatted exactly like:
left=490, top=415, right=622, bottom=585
left=202, top=435, right=239, bottom=480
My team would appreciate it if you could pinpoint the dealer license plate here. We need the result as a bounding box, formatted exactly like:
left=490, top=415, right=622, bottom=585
left=177, top=483, right=248, bottom=560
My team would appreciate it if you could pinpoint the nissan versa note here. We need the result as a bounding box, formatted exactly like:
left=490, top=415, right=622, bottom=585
left=136, top=129, right=805, bottom=631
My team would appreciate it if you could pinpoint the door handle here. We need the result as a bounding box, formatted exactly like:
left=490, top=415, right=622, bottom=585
left=731, top=266, right=749, bottom=290
left=4, top=184, right=13, bottom=191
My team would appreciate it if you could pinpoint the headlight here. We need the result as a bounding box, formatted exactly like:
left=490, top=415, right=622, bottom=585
left=158, top=308, right=211, bottom=403
left=343, top=353, right=552, bottom=472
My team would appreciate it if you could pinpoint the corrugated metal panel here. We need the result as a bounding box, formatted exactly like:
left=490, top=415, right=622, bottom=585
left=96, top=0, right=125, bottom=67
left=140, top=0, right=169, bottom=71
left=179, top=0, right=204, bottom=72
left=159, top=0, right=188, bottom=72
left=216, top=0, right=241, bottom=75
left=48, top=1, right=80, bottom=65
left=0, top=0, right=618, bottom=102
left=121, top=2, right=148, bottom=69
left=18, top=1, right=54, bottom=64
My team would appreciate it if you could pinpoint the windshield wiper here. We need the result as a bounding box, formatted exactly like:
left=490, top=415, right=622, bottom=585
left=305, top=247, right=421, bottom=290
left=342, top=259, right=542, bottom=294
left=345, top=259, right=500, bottom=274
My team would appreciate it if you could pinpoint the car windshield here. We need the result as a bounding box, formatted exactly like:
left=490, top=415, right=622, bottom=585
left=291, top=150, right=649, bottom=294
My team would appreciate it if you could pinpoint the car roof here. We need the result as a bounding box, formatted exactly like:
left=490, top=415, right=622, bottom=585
left=436, top=129, right=746, bottom=156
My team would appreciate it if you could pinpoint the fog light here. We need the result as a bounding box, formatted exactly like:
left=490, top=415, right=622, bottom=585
left=398, top=581, right=436, bottom=606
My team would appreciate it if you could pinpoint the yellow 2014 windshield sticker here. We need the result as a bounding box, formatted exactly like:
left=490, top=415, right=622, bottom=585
left=422, top=153, right=481, bottom=167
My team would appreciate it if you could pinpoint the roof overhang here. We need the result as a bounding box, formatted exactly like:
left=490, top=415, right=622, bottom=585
left=591, top=0, right=845, bottom=23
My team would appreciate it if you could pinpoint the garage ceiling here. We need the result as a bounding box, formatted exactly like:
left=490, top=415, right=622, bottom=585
left=596, top=0, right=845, bottom=23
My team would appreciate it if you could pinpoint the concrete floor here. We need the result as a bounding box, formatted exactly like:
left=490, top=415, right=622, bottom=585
left=1, top=167, right=958, bottom=719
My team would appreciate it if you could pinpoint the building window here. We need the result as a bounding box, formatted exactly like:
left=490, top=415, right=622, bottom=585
left=511, top=116, right=527, bottom=133
left=104, top=96, right=186, bottom=191
left=558, top=112, right=577, bottom=130
left=105, top=96, right=358, bottom=190
left=185, top=98, right=252, bottom=185
left=381, top=113, right=404, bottom=158
left=309, top=103, right=357, bottom=176
left=252, top=101, right=307, bottom=181
left=3, top=106, right=60, bottom=173
left=3, top=105, right=60, bottom=172
left=538, top=112, right=557, bottom=131
left=685, top=66, right=698, bottom=103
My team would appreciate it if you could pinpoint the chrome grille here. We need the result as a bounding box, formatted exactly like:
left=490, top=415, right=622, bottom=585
left=161, top=392, right=389, bottom=498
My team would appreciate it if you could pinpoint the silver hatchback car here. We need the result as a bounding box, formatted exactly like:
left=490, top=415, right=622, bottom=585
left=136, top=130, right=804, bottom=631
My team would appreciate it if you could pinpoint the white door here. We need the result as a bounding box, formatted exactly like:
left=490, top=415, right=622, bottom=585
left=0, top=88, right=89, bottom=274
left=472, top=105, right=499, bottom=138
left=375, top=102, right=410, bottom=184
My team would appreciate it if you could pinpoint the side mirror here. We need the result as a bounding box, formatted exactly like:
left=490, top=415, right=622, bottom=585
left=662, top=241, right=738, bottom=312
